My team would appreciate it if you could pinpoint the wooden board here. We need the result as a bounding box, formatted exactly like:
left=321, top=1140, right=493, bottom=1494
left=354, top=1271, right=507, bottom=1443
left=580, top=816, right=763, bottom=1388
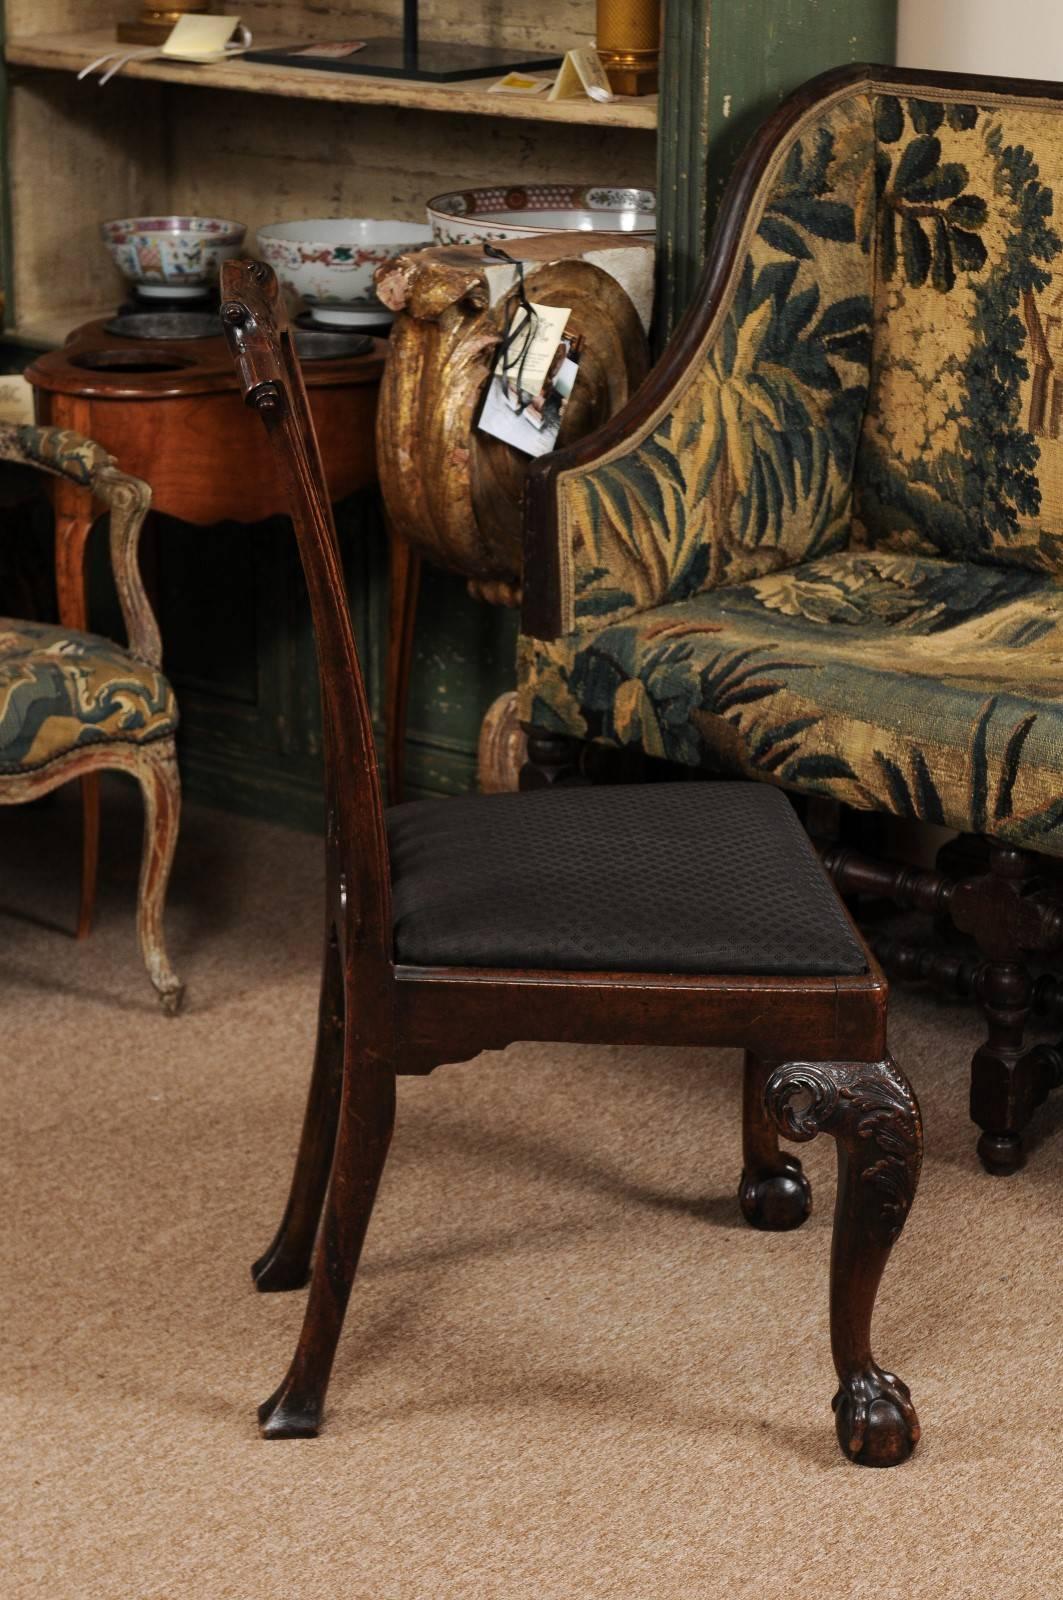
left=6, top=30, right=658, bottom=129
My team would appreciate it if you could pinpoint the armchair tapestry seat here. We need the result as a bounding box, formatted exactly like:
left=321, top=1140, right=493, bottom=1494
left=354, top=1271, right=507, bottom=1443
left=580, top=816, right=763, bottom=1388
left=0, top=619, right=176, bottom=773
left=517, top=64, right=1063, bottom=1172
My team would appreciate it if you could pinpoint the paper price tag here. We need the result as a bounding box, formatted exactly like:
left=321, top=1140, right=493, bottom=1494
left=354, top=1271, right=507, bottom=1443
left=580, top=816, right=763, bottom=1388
left=548, top=47, right=615, bottom=103
left=161, top=15, right=250, bottom=60
left=478, top=303, right=582, bottom=459
left=503, top=302, right=572, bottom=393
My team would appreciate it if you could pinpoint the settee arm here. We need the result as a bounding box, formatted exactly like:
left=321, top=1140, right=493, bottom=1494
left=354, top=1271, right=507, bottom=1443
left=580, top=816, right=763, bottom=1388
left=521, top=60, right=881, bottom=643
left=0, top=422, right=159, bottom=667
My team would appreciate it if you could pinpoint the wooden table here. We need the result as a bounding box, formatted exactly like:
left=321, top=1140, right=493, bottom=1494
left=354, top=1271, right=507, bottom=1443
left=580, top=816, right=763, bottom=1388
left=26, top=319, right=385, bottom=935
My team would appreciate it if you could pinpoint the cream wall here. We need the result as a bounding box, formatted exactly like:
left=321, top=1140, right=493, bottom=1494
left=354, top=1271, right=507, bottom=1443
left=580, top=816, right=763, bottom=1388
left=897, top=0, right=1063, bottom=78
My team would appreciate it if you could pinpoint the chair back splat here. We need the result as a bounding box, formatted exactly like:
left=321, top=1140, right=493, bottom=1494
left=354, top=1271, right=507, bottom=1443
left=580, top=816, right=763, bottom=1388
left=219, top=259, right=392, bottom=991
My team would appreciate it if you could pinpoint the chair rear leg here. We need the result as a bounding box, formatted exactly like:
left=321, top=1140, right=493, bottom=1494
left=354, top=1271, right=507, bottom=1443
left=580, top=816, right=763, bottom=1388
left=76, top=775, right=100, bottom=939
left=257, top=1038, right=396, bottom=1439
left=739, top=1050, right=812, bottom=1230
left=135, top=741, right=183, bottom=1014
left=765, top=1054, right=922, bottom=1468
left=253, top=923, right=345, bottom=1292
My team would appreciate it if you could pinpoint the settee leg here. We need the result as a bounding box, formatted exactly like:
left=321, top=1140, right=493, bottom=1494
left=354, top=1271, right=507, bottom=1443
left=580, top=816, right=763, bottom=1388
left=970, top=959, right=1036, bottom=1175
left=519, top=725, right=586, bottom=790
left=738, top=1050, right=811, bottom=1230
left=951, top=842, right=1063, bottom=1173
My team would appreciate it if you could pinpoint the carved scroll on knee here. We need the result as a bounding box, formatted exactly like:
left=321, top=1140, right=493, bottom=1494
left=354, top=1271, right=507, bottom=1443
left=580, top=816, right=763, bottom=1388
left=764, top=1058, right=921, bottom=1243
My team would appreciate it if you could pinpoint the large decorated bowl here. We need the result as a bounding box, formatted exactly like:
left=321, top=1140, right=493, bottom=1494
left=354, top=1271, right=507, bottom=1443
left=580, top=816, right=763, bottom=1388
left=426, top=184, right=657, bottom=246
left=256, top=219, right=434, bottom=324
left=101, top=215, right=246, bottom=298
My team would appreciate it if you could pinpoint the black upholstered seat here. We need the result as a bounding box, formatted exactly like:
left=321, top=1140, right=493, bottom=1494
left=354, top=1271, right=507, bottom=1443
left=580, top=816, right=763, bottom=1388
left=387, top=781, right=866, bottom=976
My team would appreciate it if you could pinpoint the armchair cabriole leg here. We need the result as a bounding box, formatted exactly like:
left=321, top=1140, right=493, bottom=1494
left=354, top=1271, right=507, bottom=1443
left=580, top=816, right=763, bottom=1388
left=135, top=740, right=183, bottom=1015
left=257, top=1041, right=396, bottom=1440
left=253, top=924, right=346, bottom=1292
left=738, top=1050, right=812, bottom=1230
left=77, top=777, right=100, bottom=941
left=765, top=1055, right=922, bottom=1468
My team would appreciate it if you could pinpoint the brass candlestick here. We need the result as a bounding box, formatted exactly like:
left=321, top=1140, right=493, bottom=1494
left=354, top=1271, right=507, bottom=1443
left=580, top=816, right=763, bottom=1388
left=596, top=0, right=660, bottom=96
left=117, top=2, right=211, bottom=46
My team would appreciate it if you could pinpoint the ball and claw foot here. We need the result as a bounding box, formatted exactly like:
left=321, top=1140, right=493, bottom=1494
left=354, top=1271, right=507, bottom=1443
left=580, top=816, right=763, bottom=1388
left=258, top=1382, right=322, bottom=1439
left=977, top=1130, right=1025, bottom=1176
left=833, top=1364, right=920, bottom=1467
left=738, top=1154, right=812, bottom=1231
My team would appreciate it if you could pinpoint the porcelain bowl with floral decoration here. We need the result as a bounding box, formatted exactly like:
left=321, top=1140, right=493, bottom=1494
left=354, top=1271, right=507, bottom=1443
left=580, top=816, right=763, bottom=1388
left=256, top=219, right=434, bottom=318
left=426, top=184, right=657, bottom=246
left=101, top=215, right=247, bottom=298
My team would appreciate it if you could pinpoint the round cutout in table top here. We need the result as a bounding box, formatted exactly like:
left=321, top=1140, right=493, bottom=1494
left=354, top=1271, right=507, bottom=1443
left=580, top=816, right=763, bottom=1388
left=72, top=349, right=195, bottom=374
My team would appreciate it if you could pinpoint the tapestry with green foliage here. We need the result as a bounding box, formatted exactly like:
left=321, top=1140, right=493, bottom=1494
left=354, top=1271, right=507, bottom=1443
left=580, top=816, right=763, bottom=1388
left=854, top=93, right=1063, bottom=570
left=555, top=93, right=877, bottom=634
left=519, top=550, right=1063, bottom=851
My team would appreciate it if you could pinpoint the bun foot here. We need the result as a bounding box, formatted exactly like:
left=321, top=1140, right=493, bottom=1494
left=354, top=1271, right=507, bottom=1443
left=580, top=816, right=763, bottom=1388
left=977, top=1131, right=1025, bottom=1176
left=258, top=1381, right=322, bottom=1439
left=833, top=1365, right=920, bottom=1468
left=252, top=1238, right=312, bottom=1293
left=738, top=1155, right=812, bottom=1231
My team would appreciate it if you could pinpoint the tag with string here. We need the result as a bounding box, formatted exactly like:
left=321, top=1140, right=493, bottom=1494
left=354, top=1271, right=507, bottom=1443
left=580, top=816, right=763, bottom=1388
left=477, top=244, right=578, bottom=458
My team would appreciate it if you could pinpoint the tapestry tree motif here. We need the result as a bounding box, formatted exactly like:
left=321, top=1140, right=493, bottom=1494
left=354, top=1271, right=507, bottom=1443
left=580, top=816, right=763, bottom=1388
left=560, top=95, right=877, bottom=630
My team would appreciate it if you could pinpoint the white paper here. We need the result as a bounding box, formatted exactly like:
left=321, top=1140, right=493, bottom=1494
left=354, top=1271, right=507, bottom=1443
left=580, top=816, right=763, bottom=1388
left=161, top=15, right=249, bottom=61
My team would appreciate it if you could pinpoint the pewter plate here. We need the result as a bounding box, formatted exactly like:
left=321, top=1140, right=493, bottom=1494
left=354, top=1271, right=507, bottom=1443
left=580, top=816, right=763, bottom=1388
left=292, top=325, right=375, bottom=361
left=104, top=312, right=223, bottom=341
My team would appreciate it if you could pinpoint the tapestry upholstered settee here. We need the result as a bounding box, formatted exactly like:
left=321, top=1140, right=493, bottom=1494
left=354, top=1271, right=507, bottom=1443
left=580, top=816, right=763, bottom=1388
left=516, top=63, right=1063, bottom=1175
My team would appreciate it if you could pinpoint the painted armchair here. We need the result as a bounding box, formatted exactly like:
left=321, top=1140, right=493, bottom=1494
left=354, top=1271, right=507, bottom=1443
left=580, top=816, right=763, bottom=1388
left=0, top=424, right=182, bottom=1011
left=518, top=62, right=1063, bottom=1172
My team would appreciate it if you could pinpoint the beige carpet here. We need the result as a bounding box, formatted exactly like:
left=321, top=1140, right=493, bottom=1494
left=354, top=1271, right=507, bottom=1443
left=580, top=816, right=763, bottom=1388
left=2, top=779, right=1061, bottom=1600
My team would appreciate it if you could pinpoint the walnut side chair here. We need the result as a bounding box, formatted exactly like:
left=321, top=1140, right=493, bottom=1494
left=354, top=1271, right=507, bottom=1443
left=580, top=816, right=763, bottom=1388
left=0, top=424, right=182, bottom=1012
left=220, top=257, right=924, bottom=1468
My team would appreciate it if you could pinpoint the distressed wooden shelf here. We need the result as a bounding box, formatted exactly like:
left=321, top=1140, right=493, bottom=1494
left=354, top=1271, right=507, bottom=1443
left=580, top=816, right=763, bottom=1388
left=5, top=30, right=659, bottom=130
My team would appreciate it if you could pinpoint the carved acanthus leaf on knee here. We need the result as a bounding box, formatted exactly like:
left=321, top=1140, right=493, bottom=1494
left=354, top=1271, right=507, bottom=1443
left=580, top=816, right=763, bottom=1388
left=765, top=1057, right=921, bottom=1243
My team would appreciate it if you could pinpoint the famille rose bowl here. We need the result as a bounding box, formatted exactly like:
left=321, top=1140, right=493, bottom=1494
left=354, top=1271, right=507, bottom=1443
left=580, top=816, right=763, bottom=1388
left=255, top=219, right=434, bottom=318
left=426, top=184, right=657, bottom=246
left=101, top=215, right=246, bottom=298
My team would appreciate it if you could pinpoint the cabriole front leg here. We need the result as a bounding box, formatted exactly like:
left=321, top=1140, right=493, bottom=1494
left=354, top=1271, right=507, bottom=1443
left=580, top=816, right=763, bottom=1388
left=135, top=740, right=183, bottom=1015
left=765, top=1055, right=923, bottom=1468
